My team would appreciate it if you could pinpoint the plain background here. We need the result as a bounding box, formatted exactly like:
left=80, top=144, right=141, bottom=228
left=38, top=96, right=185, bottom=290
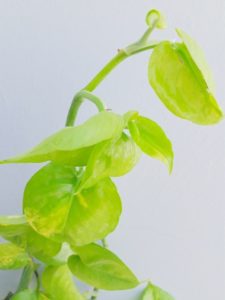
left=0, top=1, right=225, bottom=299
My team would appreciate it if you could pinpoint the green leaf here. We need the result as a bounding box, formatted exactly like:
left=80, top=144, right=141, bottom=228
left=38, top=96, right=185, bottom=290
left=11, top=289, right=37, bottom=300
left=42, top=264, right=85, bottom=300
left=0, top=215, right=27, bottom=235
left=176, top=28, right=215, bottom=93
left=68, top=243, right=139, bottom=290
left=0, top=243, right=30, bottom=269
left=23, top=163, right=122, bottom=246
left=148, top=41, right=223, bottom=125
left=26, top=227, right=61, bottom=264
left=128, top=115, right=173, bottom=172
left=141, top=283, right=175, bottom=300
left=79, top=132, right=141, bottom=190
left=11, top=290, right=49, bottom=300
left=0, top=111, right=124, bottom=165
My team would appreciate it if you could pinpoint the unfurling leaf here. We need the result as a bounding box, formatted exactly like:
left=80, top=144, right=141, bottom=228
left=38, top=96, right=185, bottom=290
left=23, top=163, right=122, bottom=246
left=128, top=115, right=173, bottom=172
left=79, top=132, right=141, bottom=190
left=42, top=264, right=85, bottom=300
left=68, top=243, right=139, bottom=290
left=0, top=243, right=30, bottom=269
left=0, top=111, right=124, bottom=165
left=141, top=283, right=175, bottom=300
left=146, top=9, right=167, bottom=29
left=148, top=33, right=223, bottom=125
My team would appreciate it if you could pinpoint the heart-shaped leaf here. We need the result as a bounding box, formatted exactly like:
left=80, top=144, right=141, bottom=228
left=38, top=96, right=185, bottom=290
left=141, top=283, right=175, bottom=300
left=0, top=111, right=124, bottom=165
left=0, top=243, right=30, bottom=269
left=23, top=163, right=122, bottom=246
left=128, top=115, right=173, bottom=172
left=68, top=243, right=139, bottom=290
left=79, top=132, right=141, bottom=190
left=42, top=264, right=85, bottom=300
left=148, top=40, right=223, bottom=125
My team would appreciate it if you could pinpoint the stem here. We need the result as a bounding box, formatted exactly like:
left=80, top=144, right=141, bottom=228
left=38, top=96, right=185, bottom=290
left=34, top=270, right=40, bottom=291
left=16, top=264, right=34, bottom=292
left=66, top=19, right=160, bottom=300
left=3, top=292, right=13, bottom=300
left=84, top=50, right=128, bottom=92
left=90, top=287, right=98, bottom=300
left=66, top=90, right=106, bottom=126
left=101, top=238, right=108, bottom=248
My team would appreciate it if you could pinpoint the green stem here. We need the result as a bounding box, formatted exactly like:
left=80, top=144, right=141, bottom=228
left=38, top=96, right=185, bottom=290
left=90, top=287, right=98, bottom=300
left=34, top=270, right=40, bottom=291
left=66, top=90, right=106, bottom=126
left=16, top=264, right=34, bottom=292
left=101, top=238, right=108, bottom=248
left=84, top=50, right=128, bottom=92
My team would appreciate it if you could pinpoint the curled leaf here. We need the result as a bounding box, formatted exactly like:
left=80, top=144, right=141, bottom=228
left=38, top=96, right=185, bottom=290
left=23, top=163, right=122, bottom=246
left=128, top=115, right=173, bottom=172
left=68, top=243, right=139, bottom=290
left=146, top=9, right=167, bottom=29
left=0, top=111, right=124, bottom=165
left=148, top=38, right=223, bottom=125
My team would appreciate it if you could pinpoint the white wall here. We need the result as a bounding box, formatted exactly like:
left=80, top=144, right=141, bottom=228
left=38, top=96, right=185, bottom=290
left=0, top=1, right=224, bottom=299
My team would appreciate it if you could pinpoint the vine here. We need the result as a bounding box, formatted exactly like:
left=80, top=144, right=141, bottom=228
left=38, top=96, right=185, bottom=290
left=0, top=8, right=222, bottom=300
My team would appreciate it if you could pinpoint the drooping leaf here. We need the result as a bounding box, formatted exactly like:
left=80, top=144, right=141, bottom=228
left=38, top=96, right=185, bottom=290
left=68, top=243, right=139, bottom=290
left=42, top=264, right=85, bottom=300
left=0, top=243, right=30, bottom=269
left=128, top=115, right=173, bottom=172
left=23, top=163, right=122, bottom=246
left=141, top=283, right=175, bottom=300
left=0, top=111, right=124, bottom=165
left=148, top=40, right=223, bottom=125
left=79, top=132, right=141, bottom=190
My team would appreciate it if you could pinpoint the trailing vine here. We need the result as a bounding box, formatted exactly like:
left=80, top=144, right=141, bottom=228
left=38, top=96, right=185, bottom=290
left=0, top=9, right=222, bottom=300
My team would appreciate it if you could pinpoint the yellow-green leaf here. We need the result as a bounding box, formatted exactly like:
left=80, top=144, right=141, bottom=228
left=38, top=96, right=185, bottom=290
left=42, top=264, right=84, bottom=300
left=79, top=132, right=141, bottom=190
left=68, top=243, right=139, bottom=290
left=141, top=283, right=175, bottom=300
left=0, top=243, right=30, bottom=269
left=176, top=28, right=215, bottom=93
left=148, top=41, right=223, bottom=125
left=23, top=163, right=122, bottom=246
left=0, top=111, right=124, bottom=165
left=128, top=115, right=173, bottom=172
